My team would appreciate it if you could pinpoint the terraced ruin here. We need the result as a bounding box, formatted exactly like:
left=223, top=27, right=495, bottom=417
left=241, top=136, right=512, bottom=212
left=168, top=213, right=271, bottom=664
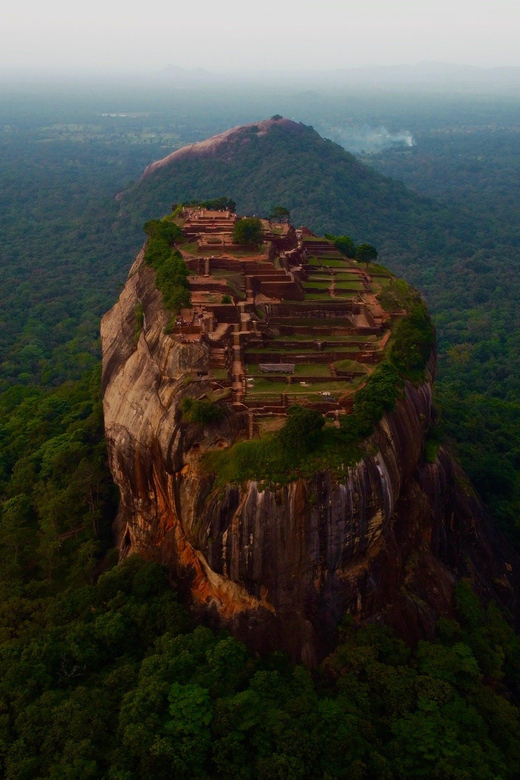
left=169, top=206, right=400, bottom=435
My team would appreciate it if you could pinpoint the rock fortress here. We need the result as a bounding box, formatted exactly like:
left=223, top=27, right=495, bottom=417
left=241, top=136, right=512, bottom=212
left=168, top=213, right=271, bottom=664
left=101, top=201, right=520, bottom=665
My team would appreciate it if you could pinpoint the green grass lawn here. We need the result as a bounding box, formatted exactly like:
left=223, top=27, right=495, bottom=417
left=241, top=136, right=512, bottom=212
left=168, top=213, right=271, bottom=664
left=303, top=280, right=331, bottom=289
left=331, top=291, right=363, bottom=300
left=333, top=358, right=368, bottom=373
left=293, top=364, right=332, bottom=376
left=367, top=262, right=393, bottom=277
left=246, top=378, right=353, bottom=397
left=331, top=292, right=360, bottom=300
left=373, top=276, right=393, bottom=288
left=334, top=281, right=364, bottom=290
left=313, top=259, right=350, bottom=268
left=181, top=241, right=198, bottom=254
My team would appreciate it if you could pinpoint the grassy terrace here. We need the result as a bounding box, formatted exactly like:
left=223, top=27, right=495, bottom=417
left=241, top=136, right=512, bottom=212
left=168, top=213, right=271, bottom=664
left=305, top=274, right=364, bottom=284
left=211, top=368, right=229, bottom=379
left=308, top=257, right=351, bottom=268
left=303, top=281, right=332, bottom=289
left=247, top=363, right=336, bottom=377
left=334, top=358, right=368, bottom=373
left=334, top=283, right=367, bottom=291
left=373, top=276, right=393, bottom=288
left=277, top=333, right=379, bottom=342
left=367, top=262, right=393, bottom=277
left=303, top=292, right=359, bottom=300
left=245, top=344, right=366, bottom=353
left=293, top=291, right=357, bottom=300
left=323, top=345, right=366, bottom=353
left=333, top=275, right=364, bottom=284
left=271, top=318, right=357, bottom=326
left=245, top=378, right=356, bottom=397
left=180, top=241, right=199, bottom=254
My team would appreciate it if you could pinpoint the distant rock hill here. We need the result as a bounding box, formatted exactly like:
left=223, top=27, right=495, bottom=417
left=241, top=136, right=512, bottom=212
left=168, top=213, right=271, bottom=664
left=141, top=118, right=304, bottom=178
left=118, top=117, right=471, bottom=257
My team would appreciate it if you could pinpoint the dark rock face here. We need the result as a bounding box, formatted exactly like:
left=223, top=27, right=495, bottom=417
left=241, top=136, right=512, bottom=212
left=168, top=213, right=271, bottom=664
left=101, top=250, right=520, bottom=664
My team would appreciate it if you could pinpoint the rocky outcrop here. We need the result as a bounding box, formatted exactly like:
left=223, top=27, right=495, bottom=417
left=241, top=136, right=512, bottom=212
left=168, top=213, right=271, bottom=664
left=101, top=249, right=520, bottom=664
left=141, top=118, right=304, bottom=179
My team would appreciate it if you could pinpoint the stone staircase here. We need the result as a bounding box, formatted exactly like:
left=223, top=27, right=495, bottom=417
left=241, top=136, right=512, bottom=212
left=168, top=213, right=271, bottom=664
left=210, top=348, right=227, bottom=368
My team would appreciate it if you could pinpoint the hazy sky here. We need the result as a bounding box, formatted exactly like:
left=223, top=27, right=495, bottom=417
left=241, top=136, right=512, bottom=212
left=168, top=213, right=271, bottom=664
left=2, top=0, right=520, bottom=73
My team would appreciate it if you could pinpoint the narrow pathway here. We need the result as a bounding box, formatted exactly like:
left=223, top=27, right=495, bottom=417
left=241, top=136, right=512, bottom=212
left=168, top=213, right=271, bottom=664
left=231, top=344, right=245, bottom=401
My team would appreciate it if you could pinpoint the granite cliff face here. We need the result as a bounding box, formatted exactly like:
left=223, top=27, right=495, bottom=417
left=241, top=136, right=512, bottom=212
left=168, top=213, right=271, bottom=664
left=102, top=246, right=520, bottom=665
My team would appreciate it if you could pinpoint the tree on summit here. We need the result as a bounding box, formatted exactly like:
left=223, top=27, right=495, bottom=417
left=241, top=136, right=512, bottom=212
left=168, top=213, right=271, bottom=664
left=270, top=205, right=291, bottom=223
left=355, top=243, right=378, bottom=264
left=233, top=217, right=263, bottom=247
left=334, top=235, right=356, bottom=258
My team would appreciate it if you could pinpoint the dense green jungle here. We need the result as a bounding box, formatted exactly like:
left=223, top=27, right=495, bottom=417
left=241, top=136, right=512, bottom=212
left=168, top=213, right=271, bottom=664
left=2, top=83, right=520, bottom=777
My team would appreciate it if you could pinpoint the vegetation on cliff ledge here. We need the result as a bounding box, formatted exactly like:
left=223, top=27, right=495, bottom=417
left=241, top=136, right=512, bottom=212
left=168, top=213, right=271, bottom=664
left=143, top=218, right=191, bottom=316
left=180, top=397, right=224, bottom=425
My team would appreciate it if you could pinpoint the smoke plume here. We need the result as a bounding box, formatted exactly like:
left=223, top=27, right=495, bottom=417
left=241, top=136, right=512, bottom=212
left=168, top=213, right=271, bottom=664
left=321, top=124, right=415, bottom=154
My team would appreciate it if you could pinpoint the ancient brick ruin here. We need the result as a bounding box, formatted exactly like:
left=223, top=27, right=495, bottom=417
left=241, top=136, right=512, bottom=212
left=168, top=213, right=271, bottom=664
left=173, top=206, right=397, bottom=435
